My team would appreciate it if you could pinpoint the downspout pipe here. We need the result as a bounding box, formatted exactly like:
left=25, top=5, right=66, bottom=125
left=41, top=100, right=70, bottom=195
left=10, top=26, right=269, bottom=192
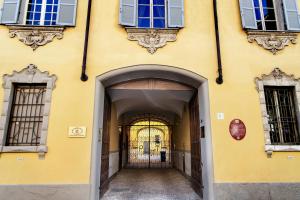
left=81, top=0, right=92, bottom=81
left=213, top=0, right=223, bottom=84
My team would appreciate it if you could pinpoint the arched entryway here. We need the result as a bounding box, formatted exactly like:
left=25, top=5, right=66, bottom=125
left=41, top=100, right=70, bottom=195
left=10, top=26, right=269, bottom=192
left=89, top=65, right=214, bottom=200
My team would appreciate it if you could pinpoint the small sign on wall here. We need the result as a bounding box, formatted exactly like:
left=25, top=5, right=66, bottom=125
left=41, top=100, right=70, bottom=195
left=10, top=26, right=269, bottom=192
left=68, top=127, right=87, bottom=138
left=217, top=112, right=224, bottom=120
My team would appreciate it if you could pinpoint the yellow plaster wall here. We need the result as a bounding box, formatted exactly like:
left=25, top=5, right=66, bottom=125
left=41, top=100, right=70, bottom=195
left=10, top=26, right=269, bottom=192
left=0, top=0, right=91, bottom=185
left=173, top=104, right=191, bottom=152
left=211, top=0, right=300, bottom=183
left=0, top=0, right=299, bottom=185
left=109, top=103, right=119, bottom=152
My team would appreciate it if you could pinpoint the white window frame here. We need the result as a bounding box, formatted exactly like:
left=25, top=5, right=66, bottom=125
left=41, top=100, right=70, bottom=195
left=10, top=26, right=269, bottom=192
left=137, top=0, right=167, bottom=28
left=0, top=64, right=57, bottom=158
left=23, top=0, right=57, bottom=26
left=255, top=68, right=300, bottom=156
left=254, top=0, right=280, bottom=31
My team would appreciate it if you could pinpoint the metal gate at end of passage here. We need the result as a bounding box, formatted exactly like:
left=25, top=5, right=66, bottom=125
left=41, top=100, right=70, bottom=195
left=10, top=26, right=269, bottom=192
left=126, top=120, right=171, bottom=168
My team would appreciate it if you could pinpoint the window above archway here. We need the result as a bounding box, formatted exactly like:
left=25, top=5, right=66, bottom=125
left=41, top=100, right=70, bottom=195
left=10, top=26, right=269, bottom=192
left=119, top=0, right=184, bottom=53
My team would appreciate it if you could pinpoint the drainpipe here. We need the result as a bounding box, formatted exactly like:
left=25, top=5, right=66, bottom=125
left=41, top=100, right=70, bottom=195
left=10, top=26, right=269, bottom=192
left=81, top=0, right=93, bottom=81
left=213, top=0, right=223, bottom=84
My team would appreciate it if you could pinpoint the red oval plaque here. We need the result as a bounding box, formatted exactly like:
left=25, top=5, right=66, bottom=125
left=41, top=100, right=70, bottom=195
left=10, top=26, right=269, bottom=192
left=229, top=119, right=246, bottom=140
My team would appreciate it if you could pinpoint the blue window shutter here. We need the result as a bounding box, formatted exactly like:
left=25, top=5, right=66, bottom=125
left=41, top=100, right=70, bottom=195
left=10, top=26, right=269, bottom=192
left=56, top=0, right=78, bottom=26
left=168, top=0, right=184, bottom=28
left=119, top=0, right=136, bottom=26
left=1, top=0, right=21, bottom=24
left=239, top=0, right=257, bottom=29
left=283, top=0, right=300, bottom=31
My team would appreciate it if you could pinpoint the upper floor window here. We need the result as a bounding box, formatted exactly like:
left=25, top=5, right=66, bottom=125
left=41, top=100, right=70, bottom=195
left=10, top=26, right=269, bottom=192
left=119, top=0, right=184, bottom=28
left=253, top=0, right=277, bottom=30
left=239, top=0, right=300, bottom=31
left=26, top=0, right=58, bottom=26
left=138, top=0, right=166, bottom=28
left=0, top=0, right=78, bottom=26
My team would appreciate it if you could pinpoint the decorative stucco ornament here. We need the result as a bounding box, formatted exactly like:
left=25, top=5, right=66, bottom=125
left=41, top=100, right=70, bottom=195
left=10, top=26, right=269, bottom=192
left=126, top=28, right=178, bottom=54
left=8, top=26, right=64, bottom=50
left=247, top=31, right=297, bottom=54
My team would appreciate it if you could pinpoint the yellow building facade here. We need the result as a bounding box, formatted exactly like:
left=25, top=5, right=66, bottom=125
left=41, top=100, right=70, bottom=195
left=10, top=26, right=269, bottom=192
left=0, top=0, right=300, bottom=199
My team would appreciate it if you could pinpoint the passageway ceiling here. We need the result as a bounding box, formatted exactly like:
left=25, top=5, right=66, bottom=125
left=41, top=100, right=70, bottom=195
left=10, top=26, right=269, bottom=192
left=108, top=89, right=194, bottom=118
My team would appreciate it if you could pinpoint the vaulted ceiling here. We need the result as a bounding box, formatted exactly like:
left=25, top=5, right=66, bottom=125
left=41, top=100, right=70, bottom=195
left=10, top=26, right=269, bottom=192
left=107, top=79, right=195, bottom=118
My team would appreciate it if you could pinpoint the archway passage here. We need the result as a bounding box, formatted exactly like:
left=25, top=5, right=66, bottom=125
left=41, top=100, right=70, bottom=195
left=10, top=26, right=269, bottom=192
left=93, top=66, right=213, bottom=200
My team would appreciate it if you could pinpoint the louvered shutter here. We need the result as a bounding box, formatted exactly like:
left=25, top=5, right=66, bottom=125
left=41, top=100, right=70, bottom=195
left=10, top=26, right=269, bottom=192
left=57, top=0, right=77, bottom=26
left=239, top=0, right=257, bottom=29
left=168, top=0, right=184, bottom=28
left=283, top=0, right=300, bottom=31
left=1, top=0, right=21, bottom=24
left=119, top=0, right=136, bottom=26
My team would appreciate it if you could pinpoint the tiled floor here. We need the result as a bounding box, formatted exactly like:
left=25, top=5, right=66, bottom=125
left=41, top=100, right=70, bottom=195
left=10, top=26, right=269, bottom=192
left=101, top=168, right=202, bottom=200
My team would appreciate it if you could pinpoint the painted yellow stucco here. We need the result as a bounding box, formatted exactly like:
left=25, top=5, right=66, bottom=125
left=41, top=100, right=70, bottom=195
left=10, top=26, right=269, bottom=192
left=0, top=0, right=300, bottom=186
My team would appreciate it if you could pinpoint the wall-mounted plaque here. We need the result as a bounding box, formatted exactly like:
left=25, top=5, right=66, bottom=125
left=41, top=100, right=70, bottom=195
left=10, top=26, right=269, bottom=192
left=229, top=119, right=246, bottom=140
left=68, top=127, right=87, bottom=138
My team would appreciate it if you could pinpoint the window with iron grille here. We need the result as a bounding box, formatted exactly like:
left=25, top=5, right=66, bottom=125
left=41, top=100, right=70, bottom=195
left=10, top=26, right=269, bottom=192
left=6, top=84, right=47, bottom=146
left=264, top=86, right=300, bottom=145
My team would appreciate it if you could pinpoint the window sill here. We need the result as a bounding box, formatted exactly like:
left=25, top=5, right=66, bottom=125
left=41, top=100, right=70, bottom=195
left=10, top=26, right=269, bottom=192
left=125, top=28, right=179, bottom=54
left=265, top=144, right=300, bottom=157
left=0, top=145, right=48, bottom=159
left=6, top=25, right=65, bottom=50
left=246, top=31, right=297, bottom=54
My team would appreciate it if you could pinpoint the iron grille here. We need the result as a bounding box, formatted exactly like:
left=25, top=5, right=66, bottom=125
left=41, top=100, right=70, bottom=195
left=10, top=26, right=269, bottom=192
left=127, top=124, right=171, bottom=168
left=6, top=84, right=47, bottom=146
left=264, top=86, right=300, bottom=145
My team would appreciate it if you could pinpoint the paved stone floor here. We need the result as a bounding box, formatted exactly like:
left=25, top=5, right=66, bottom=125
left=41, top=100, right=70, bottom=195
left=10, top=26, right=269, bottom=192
left=101, top=168, right=202, bottom=200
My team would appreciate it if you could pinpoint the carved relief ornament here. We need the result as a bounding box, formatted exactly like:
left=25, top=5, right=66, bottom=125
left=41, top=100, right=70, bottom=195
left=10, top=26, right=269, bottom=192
left=8, top=26, right=64, bottom=50
left=126, top=28, right=178, bottom=54
left=247, top=31, right=297, bottom=54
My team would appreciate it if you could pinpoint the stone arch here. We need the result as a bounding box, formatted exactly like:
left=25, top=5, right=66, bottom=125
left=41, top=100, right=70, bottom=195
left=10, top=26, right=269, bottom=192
left=90, top=64, right=215, bottom=200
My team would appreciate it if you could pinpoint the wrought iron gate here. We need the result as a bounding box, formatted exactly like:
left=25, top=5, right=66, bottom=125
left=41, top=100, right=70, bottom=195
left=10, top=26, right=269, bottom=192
left=126, top=122, right=171, bottom=168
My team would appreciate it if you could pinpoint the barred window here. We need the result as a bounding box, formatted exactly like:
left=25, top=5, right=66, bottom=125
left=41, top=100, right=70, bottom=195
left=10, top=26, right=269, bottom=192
left=6, top=84, right=47, bottom=146
left=264, top=86, right=300, bottom=145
